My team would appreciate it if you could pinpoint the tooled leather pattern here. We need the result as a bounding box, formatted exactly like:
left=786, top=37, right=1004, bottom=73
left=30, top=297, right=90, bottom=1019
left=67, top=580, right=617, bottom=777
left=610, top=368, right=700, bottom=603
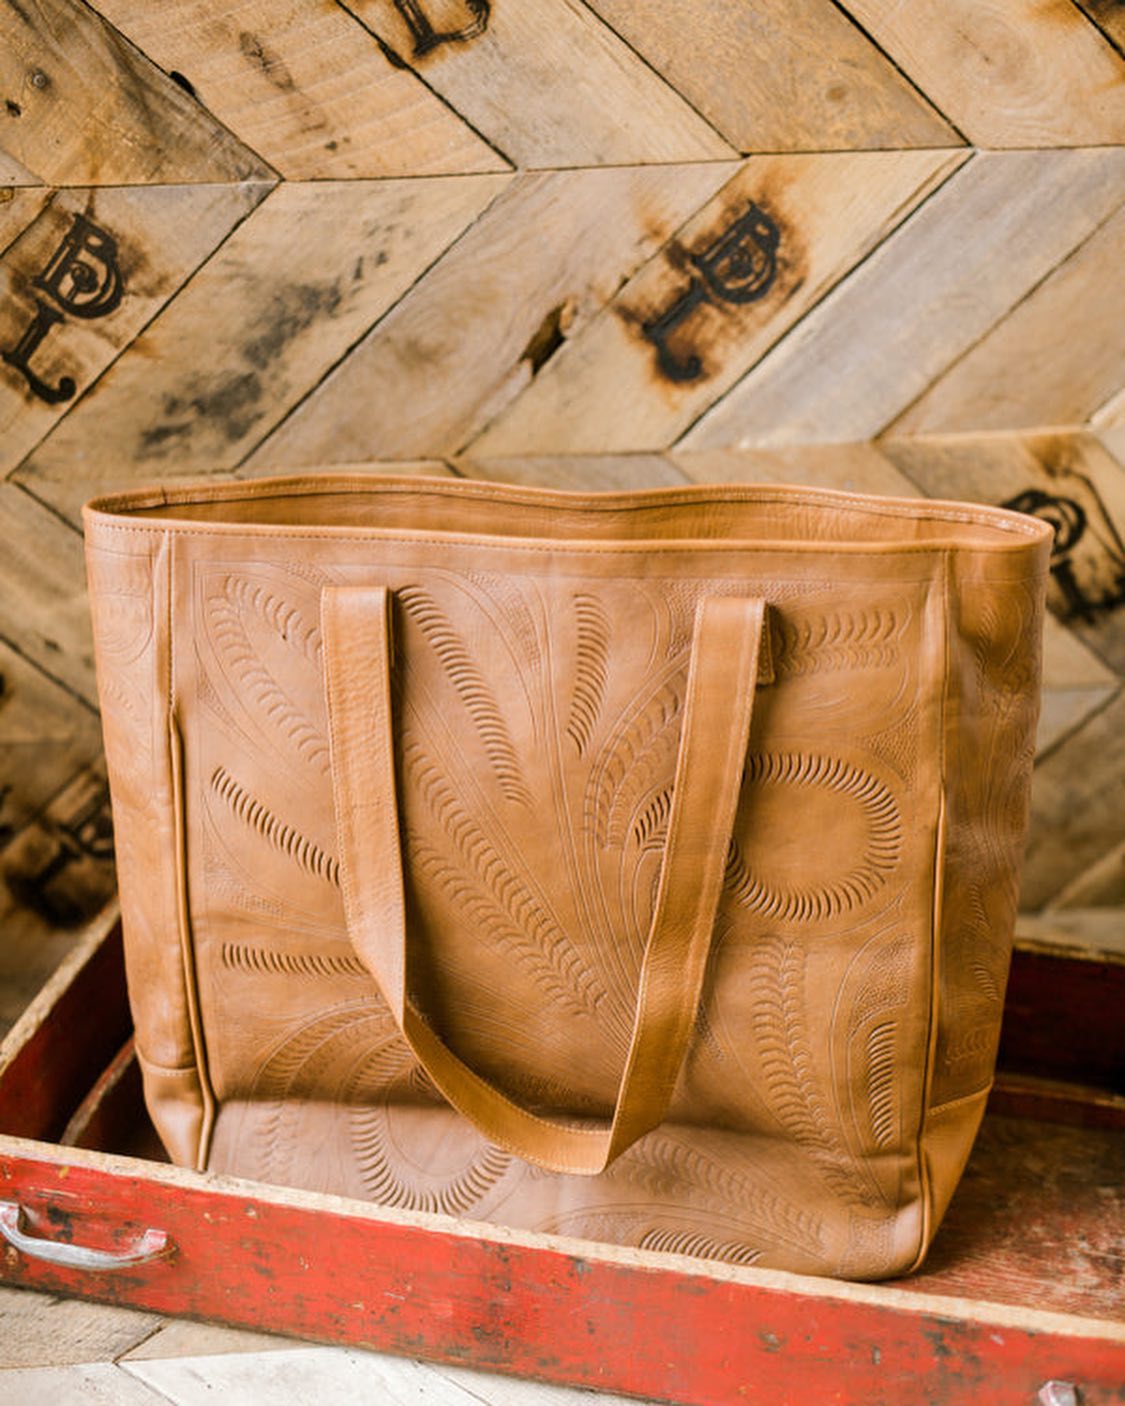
left=183, top=559, right=935, bottom=1277
left=86, top=482, right=1048, bottom=1280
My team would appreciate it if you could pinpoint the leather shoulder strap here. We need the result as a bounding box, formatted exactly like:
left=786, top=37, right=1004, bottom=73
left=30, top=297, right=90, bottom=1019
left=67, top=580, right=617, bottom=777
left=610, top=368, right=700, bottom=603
left=322, top=585, right=767, bottom=1174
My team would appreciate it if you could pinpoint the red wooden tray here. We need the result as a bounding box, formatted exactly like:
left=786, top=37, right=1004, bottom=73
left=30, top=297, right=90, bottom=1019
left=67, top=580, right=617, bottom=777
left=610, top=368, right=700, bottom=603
left=1, top=905, right=1122, bottom=1406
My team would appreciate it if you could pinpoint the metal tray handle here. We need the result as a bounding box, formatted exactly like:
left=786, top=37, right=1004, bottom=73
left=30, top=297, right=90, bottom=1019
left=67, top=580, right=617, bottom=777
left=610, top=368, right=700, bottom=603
left=0, top=1200, right=170, bottom=1270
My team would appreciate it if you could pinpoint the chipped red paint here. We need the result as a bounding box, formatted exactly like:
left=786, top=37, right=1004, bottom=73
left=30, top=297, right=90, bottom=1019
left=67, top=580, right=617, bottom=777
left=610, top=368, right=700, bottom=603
left=0, top=919, right=129, bottom=1143
left=0, top=1143, right=1123, bottom=1406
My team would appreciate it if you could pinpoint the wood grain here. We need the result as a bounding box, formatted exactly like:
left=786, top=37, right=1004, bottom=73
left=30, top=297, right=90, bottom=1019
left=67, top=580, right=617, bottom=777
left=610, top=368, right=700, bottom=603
left=124, top=1348, right=573, bottom=1405
left=1037, top=613, right=1120, bottom=756
left=0, top=1286, right=160, bottom=1368
left=583, top=0, right=957, bottom=152
left=1093, top=386, right=1125, bottom=469
left=911, top=1115, right=1125, bottom=1319
left=681, top=149, right=1125, bottom=449
left=0, top=181, right=272, bottom=476
left=0, top=152, right=41, bottom=186
left=0, top=186, right=49, bottom=256
left=0, top=768, right=116, bottom=1035
left=0, top=0, right=273, bottom=184
left=673, top=442, right=923, bottom=497
left=14, top=174, right=510, bottom=515
left=0, top=483, right=94, bottom=701
left=1041, top=849, right=1125, bottom=913
left=91, top=0, right=507, bottom=179
left=891, top=202, right=1125, bottom=435
left=2, top=1133, right=1123, bottom=1404
left=456, top=452, right=687, bottom=491
left=1074, top=0, right=1125, bottom=52
left=122, top=1319, right=293, bottom=1361
left=0, top=642, right=101, bottom=845
left=1023, top=689, right=1125, bottom=910
left=342, top=0, right=735, bottom=167
left=838, top=0, right=1125, bottom=147
left=247, top=163, right=736, bottom=466
left=0, top=1362, right=169, bottom=1403
left=470, top=149, right=966, bottom=454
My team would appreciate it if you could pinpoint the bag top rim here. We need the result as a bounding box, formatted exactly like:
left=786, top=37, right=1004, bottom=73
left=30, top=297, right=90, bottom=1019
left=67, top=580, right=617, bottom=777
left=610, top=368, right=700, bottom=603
left=82, top=471, right=1053, bottom=557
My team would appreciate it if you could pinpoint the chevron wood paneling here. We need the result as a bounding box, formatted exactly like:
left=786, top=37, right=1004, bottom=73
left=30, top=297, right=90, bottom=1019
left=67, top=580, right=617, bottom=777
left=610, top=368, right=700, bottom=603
left=14, top=173, right=510, bottom=514
left=90, top=0, right=509, bottom=179
left=0, top=181, right=273, bottom=475
left=1, top=0, right=1122, bottom=1005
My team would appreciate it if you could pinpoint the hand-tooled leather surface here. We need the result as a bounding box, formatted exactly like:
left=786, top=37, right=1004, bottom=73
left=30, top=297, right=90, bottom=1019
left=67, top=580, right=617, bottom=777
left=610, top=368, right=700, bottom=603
left=84, top=476, right=1051, bottom=1281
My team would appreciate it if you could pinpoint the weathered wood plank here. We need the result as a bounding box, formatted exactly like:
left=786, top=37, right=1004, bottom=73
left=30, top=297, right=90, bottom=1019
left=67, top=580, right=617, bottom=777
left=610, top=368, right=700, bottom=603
left=14, top=174, right=509, bottom=518
left=0, top=152, right=41, bottom=186
left=0, top=644, right=100, bottom=846
left=1016, top=907, right=1125, bottom=960
left=682, top=149, right=1125, bottom=449
left=583, top=0, right=957, bottom=152
left=1037, top=612, right=1120, bottom=756
left=1040, top=850, right=1125, bottom=913
left=456, top=452, right=686, bottom=491
left=0, top=1287, right=160, bottom=1369
left=1074, top=0, right=1125, bottom=52
left=91, top=0, right=507, bottom=179
left=246, top=163, right=736, bottom=466
left=125, top=1346, right=624, bottom=1406
left=890, top=202, right=1125, bottom=434
left=0, top=181, right=272, bottom=477
left=0, top=484, right=94, bottom=700
left=673, top=442, right=923, bottom=496
left=470, top=149, right=966, bottom=454
left=0, top=1362, right=169, bottom=1403
left=237, top=457, right=454, bottom=481
left=910, top=1116, right=1125, bottom=1319
left=0, top=185, right=49, bottom=259
left=838, top=0, right=1125, bottom=147
left=122, top=1319, right=294, bottom=1361
left=341, top=0, right=735, bottom=167
left=3, top=1135, right=1124, bottom=1404
left=0, top=765, right=115, bottom=1036
left=1093, top=387, right=1125, bottom=468
left=0, top=0, right=273, bottom=184
left=1021, top=688, right=1125, bottom=911
left=880, top=431, right=1125, bottom=674
left=0, top=905, right=125, bottom=1138
left=437, top=1362, right=644, bottom=1405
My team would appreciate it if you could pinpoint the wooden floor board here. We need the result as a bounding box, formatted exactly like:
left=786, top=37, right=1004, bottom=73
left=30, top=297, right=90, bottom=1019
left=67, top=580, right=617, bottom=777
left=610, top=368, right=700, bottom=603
left=0, top=1286, right=161, bottom=1368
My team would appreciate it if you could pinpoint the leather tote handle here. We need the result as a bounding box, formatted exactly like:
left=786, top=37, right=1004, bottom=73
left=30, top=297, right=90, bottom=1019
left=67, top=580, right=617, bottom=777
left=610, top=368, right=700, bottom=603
left=322, top=585, right=768, bottom=1175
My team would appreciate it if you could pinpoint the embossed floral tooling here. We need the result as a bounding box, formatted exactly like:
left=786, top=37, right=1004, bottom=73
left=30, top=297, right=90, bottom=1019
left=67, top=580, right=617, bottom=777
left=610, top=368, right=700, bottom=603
left=84, top=474, right=1051, bottom=1281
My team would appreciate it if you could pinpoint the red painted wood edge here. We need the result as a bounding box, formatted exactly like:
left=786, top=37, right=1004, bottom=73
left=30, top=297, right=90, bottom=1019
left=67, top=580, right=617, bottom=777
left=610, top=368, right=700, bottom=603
left=1000, top=948, right=1125, bottom=1094
left=990, top=1072, right=1125, bottom=1130
left=1, top=1144, right=1122, bottom=1406
left=60, top=1037, right=146, bottom=1152
left=0, top=918, right=130, bottom=1142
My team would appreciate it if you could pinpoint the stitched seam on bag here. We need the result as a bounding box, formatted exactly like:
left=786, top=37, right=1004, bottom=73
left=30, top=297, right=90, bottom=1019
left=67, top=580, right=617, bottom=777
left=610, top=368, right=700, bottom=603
left=87, top=522, right=1044, bottom=559
left=166, top=544, right=218, bottom=1171
left=910, top=549, right=953, bottom=1274
left=85, top=479, right=1045, bottom=538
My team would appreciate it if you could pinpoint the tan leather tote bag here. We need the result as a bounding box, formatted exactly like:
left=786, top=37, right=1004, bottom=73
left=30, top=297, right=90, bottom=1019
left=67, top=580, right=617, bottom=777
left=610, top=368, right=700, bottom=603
left=84, top=475, right=1052, bottom=1280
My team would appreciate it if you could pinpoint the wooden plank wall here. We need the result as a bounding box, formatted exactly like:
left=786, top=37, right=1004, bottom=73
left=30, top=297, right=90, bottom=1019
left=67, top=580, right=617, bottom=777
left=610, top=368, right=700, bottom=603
left=1, top=0, right=1122, bottom=1026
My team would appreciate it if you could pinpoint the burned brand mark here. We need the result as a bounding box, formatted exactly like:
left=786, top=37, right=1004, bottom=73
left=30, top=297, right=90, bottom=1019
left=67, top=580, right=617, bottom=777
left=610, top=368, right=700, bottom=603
left=1003, top=487, right=1125, bottom=624
left=2, top=213, right=125, bottom=403
left=392, top=0, right=490, bottom=57
left=642, top=201, right=780, bottom=383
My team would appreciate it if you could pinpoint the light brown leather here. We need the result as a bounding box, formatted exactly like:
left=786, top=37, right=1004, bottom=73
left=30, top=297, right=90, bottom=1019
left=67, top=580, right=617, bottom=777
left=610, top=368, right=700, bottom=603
left=84, top=475, right=1052, bottom=1280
